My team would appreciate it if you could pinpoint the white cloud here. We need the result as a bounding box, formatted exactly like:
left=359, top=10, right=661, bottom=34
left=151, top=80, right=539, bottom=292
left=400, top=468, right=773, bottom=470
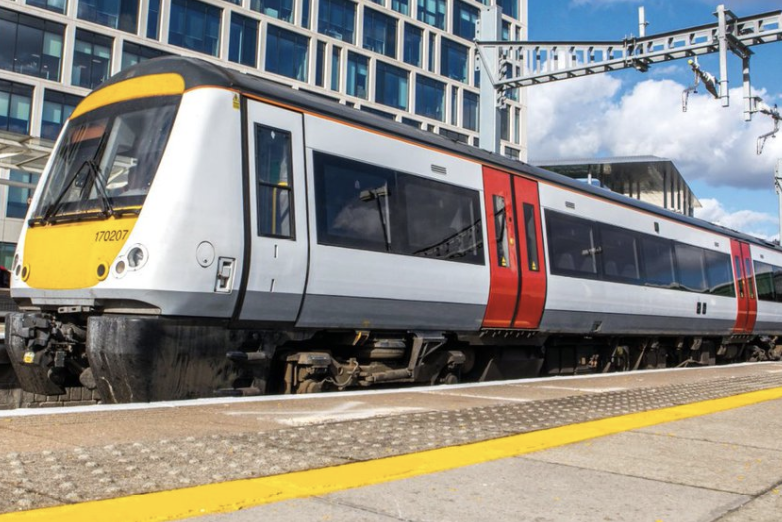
left=695, top=198, right=778, bottom=241
left=528, top=76, right=782, bottom=189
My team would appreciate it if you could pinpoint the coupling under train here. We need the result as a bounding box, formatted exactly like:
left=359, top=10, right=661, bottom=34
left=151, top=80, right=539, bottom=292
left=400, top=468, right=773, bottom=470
left=4, top=57, right=782, bottom=403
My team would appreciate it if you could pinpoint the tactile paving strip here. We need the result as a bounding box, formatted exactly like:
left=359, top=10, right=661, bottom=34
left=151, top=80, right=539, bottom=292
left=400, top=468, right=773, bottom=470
left=2, top=373, right=782, bottom=513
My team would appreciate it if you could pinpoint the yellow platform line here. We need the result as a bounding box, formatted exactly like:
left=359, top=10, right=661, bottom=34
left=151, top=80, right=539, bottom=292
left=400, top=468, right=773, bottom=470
left=4, top=386, right=782, bottom=522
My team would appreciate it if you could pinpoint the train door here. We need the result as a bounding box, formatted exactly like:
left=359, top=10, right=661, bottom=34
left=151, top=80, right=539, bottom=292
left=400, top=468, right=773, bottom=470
left=730, top=239, right=758, bottom=333
left=482, top=168, right=519, bottom=327
left=511, top=176, right=547, bottom=328
left=481, top=167, right=547, bottom=329
left=237, top=99, right=309, bottom=322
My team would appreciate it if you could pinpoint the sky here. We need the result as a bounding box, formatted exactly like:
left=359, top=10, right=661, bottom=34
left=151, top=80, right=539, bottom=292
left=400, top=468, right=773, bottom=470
left=525, top=0, right=782, bottom=240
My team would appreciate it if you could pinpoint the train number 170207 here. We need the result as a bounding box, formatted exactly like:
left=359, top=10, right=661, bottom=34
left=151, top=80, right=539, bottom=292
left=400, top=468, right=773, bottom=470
left=95, top=230, right=129, bottom=242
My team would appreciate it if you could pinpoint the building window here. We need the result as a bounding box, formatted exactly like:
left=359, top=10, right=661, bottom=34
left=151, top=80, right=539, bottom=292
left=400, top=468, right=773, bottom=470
left=169, top=0, right=221, bottom=57
left=453, top=1, right=478, bottom=40
left=403, top=24, right=421, bottom=67
left=147, top=0, right=160, bottom=38
left=363, top=8, right=396, bottom=58
left=375, top=61, right=408, bottom=111
left=441, top=38, right=468, bottom=83
left=251, top=0, right=293, bottom=23
left=331, top=46, right=341, bottom=90
left=229, top=13, right=258, bottom=67
left=72, top=30, right=112, bottom=89
left=0, top=9, right=64, bottom=82
left=415, top=75, right=444, bottom=121
left=122, top=41, right=168, bottom=70
left=463, top=90, right=478, bottom=131
left=7, top=170, right=40, bottom=219
left=78, top=0, right=139, bottom=33
left=427, top=32, right=436, bottom=72
left=265, top=25, right=309, bottom=82
left=301, top=0, right=310, bottom=27
left=346, top=51, right=367, bottom=99
left=41, top=90, right=81, bottom=140
left=0, top=80, right=33, bottom=135
left=0, top=243, right=16, bottom=272
left=499, top=0, right=518, bottom=20
left=391, top=0, right=407, bottom=15
left=26, top=0, right=66, bottom=14
left=318, top=0, right=355, bottom=44
left=255, top=125, right=294, bottom=238
left=417, top=0, right=445, bottom=29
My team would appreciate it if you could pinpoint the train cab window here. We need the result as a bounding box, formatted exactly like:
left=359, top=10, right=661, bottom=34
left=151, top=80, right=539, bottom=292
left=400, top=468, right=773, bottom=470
left=492, top=196, right=509, bottom=267
left=704, top=250, right=735, bottom=297
left=674, top=244, right=707, bottom=293
left=523, top=203, right=539, bottom=271
left=402, top=175, right=483, bottom=264
left=641, top=237, right=675, bottom=288
left=255, top=125, right=294, bottom=238
left=754, top=261, right=775, bottom=301
left=600, top=226, right=639, bottom=281
left=546, top=211, right=597, bottom=276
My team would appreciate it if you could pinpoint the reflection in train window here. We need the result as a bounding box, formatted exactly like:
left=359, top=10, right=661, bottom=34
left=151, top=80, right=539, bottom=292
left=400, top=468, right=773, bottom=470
left=546, top=211, right=597, bottom=276
left=641, top=237, right=676, bottom=288
left=704, top=250, right=735, bottom=297
left=313, top=151, right=484, bottom=264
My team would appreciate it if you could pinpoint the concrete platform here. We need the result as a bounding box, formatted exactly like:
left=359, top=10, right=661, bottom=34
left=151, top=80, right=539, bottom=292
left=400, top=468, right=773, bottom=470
left=1, top=363, right=782, bottom=521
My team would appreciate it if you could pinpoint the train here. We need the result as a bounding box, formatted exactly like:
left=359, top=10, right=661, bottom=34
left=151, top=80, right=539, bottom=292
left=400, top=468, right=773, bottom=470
left=3, top=56, right=781, bottom=403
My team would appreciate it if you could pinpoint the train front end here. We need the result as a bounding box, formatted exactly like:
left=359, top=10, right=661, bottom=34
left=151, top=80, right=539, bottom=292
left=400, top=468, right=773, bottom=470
left=4, top=60, right=257, bottom=402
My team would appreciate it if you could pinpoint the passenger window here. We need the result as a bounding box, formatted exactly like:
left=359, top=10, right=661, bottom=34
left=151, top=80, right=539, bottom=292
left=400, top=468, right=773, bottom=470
left=313, top=151, right=484, bottom=264
left=402, top=175, right=483, bottom=264
left=744, top=258, right=755, bottom=299
left=704, top=250, right=735, bottom=297
left=754, top=261, right=775, bottom=301
left=493, top=196, right=509, bottom=267
left=601, top=226, right=640, bottom=281
left=314, top=152, right=394, bottom=252
left=641, top=237, right=675, bottom=288
left=675, top=244, right=707, bottom=293
left=255, top=125, right=294, bottom=238
left=546, top=211, right=597, bottom=276
left=523, top=203, right=539, bottom=272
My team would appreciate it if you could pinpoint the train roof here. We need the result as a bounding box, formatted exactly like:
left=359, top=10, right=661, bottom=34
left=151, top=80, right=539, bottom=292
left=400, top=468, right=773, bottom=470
left=103, top=56, right=780, bottom=252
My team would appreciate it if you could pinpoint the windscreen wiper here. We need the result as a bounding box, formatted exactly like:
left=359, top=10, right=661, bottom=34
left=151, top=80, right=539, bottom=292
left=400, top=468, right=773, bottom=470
left=84, top=159, right=114, bottom=218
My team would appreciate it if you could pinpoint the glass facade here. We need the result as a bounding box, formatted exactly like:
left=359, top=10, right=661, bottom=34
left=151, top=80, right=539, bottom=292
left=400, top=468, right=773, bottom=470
left=72, top=29, right=112, bottom=89
left=122, top=42, right=168, bottom=70
left=346, top=51, right=368, bottom=98
left=391, top=0, right=408, bottom=15
left=78, top=0, right=138, bottom=33
left=441, top=38, right=468, bottom=83
left=169, top=0, right=221, bottom=57
left=7, top=170, right=40, bottom=219
left=229, top=12, right=258, bottom=66
left=266, top=26, right=309, bottom=81
left=403, top=23, right=422, bottom=67
left=251, top=0, right=293, bottom=23
left=453, top=1, right=478, bottom=39
left=318, top=0, right=356, bottom=44
left=363, top=8, right=396, bottom=58
left=375, top=61, right=408, bottom=110
left=0, top=9, right=64, bottom=81
left=26, top=0, right=66, bottom=14
left=0, top=80, right=33, bottom=134
left=417, top=0, right=445, bottom=29
left=415, top=75, right=444, bottom=121
left=147, top=0, right=160, bottom=38
left=463, top=90, right=478, bottom=131
left=41, top=90, right=81, bottom=140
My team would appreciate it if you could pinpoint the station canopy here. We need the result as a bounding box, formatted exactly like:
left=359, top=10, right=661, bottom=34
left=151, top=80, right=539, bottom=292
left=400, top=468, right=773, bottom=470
left=532, top=156, right=701, bottom=217
left=0, top=129, right=54, bottom=174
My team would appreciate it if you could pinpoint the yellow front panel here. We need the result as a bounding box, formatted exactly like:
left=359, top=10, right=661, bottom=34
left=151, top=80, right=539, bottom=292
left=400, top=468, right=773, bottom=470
left=23, top=217, right=138, bottom=289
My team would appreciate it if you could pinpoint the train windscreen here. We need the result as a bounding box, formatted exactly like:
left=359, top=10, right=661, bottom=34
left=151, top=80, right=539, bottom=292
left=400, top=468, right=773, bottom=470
left=29, top=96, right=178, bottom=225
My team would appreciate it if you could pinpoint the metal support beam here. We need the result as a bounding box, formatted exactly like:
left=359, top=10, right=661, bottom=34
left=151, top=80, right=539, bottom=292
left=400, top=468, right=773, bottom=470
left=716, top=5, right=731, bottom=107
left=776, top=159, right=782, bottom=241
left=477, top=6, right=503, bottom=155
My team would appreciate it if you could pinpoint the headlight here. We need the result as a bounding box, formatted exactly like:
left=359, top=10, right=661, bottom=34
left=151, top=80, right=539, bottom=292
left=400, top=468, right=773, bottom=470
left=127, top=246, right=146, bottom=269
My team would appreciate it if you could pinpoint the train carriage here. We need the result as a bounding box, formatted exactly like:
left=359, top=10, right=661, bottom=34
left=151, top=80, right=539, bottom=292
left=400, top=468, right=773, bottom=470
left=3, top=56, right=780, bottom=403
